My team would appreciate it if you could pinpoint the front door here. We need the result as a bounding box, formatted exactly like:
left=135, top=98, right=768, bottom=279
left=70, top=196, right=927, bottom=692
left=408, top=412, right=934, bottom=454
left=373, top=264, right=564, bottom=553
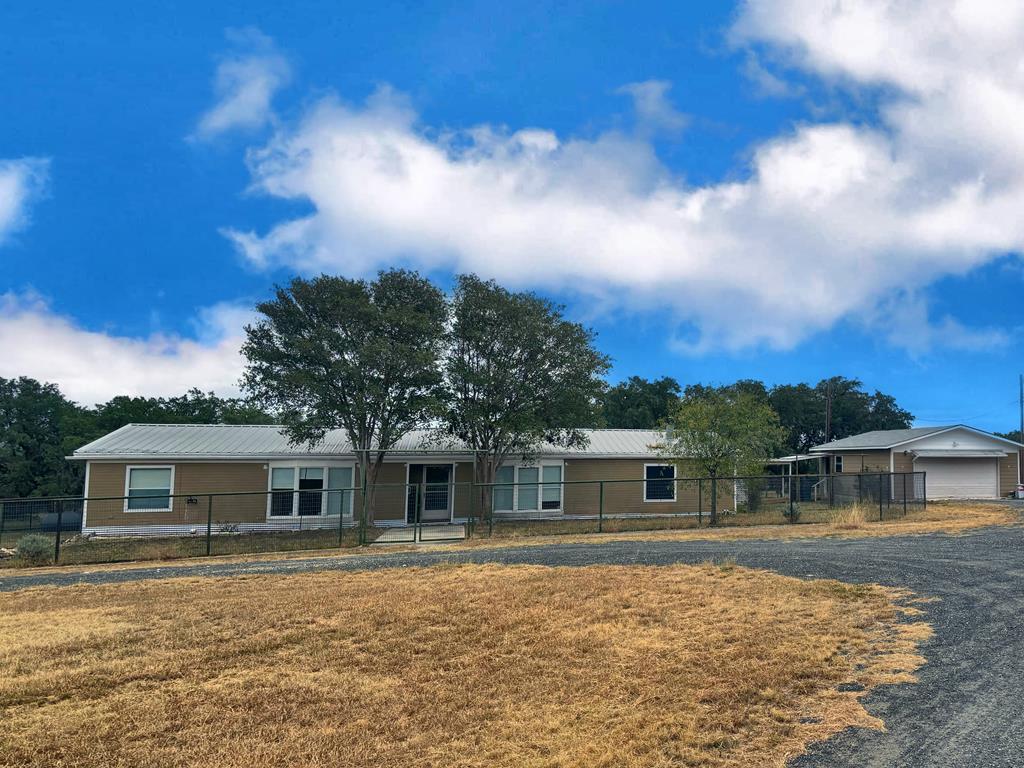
left=421, top=465, right=452, bottom=522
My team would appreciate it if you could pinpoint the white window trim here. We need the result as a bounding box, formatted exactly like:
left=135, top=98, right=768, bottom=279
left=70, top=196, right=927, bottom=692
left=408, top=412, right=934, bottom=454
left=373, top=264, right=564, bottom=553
left=266, top=460, right=356, bottom=519
left=493, top=460, right=565, bottom=514
left=643, top=463, right=677, bottom=503
left=834, top=455, right=844, bottom=473
left=123, top=465, right=175, bottom=513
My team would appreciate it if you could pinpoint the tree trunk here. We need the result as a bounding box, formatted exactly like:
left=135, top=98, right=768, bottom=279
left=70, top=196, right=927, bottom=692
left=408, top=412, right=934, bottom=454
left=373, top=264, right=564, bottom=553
left=473, top=453, right=497, bottom=526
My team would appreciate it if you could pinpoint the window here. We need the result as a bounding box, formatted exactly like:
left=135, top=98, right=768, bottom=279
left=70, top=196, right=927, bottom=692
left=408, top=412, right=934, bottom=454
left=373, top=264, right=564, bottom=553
left=297, top=468, right=324, bottom=516
left=494, top=466, right=515, bottom=512
left=270, top=467, right=295, bottom=517
left=834, top=456, right=844, bottom=473
left=326, top=467, right=353, bottom=517
left=542, top=465, right=562, bottom=510
left=492, top=463, right=563, bottom=513
left=125, top=466, right=174, bottom=512
left=644, top=464, right=676, bottom=502
left=269, top=464, right=354, bottom=517
left=517, top=466, right=539, bottom=510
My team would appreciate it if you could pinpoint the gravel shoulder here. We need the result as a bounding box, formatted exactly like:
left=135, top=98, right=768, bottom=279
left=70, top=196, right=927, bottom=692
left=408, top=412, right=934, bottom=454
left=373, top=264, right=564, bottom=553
left=3, top=524, right=1022, bottom=767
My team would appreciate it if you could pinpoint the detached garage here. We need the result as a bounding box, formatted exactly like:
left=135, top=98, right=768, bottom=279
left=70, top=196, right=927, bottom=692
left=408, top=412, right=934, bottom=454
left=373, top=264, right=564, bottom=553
left=810, top=425, right=1022, bottom=501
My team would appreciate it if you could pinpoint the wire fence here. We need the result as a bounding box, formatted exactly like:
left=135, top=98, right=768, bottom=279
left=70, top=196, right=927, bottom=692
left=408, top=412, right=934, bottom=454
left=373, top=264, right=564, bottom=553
left=0, top=472, right=926, bottom=568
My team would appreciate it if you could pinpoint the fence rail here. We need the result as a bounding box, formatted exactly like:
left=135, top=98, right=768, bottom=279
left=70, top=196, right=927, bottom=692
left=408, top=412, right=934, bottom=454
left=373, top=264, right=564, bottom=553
left=0, top=472, right=926, bottom=568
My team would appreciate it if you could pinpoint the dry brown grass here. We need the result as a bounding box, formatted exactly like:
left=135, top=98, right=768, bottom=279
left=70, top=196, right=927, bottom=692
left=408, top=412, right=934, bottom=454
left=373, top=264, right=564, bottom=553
left=0, top=564, right=928, bottom=768
left=829, top=503, right=869, bottom=530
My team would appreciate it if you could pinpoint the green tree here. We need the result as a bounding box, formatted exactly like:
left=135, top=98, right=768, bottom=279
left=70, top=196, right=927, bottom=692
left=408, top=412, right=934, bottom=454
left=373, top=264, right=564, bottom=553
left=93, top=388, right=271, bottom=432
left=598, top=376, right=680, bottom=428
left=0, top=377, right=87, bottom=497
left=440, top=275, right=610, bottom=517
left=241, top=270, right=447, bottom=521
left=659, top=386, right=784, bottom=524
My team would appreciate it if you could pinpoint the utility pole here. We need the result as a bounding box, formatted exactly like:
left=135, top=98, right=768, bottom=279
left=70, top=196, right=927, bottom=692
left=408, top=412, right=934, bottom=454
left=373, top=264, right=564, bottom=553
left=824, top=379, right=833, bottom=444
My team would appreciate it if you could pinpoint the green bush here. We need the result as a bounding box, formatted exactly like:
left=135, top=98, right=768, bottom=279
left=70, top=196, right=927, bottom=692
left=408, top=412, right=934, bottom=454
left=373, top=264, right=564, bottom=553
left=15, top=534, right=53, bottom=565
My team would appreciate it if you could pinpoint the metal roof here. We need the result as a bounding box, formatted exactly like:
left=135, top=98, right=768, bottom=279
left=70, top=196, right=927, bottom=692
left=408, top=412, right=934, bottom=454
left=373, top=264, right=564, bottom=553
left=810, top=425, right=1023, bottom=452
left=71, top=424, right=671, bottom=459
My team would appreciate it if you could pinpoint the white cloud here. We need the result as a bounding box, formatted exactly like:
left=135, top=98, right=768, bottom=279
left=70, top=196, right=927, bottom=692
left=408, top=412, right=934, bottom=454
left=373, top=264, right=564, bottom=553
left=0, top=292, right=249, bottom=405
left=192, top=28, right=290, bottom=141
left=0, top=158, right=48, bottom=245
left=615, top=80, right=689, bottom=136
left=223, top=8, right=1024, bottom=352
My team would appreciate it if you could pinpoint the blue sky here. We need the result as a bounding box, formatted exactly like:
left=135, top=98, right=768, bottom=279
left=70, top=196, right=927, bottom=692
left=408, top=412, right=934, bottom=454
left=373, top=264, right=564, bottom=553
left=0, top=0, right=1022, bottom=431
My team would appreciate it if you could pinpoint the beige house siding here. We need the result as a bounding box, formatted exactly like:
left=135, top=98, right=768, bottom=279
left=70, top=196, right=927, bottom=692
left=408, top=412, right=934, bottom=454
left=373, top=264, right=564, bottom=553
left=891, top=451, right=913, bottom=474
left=86, top=461, right=269, bottom=527
left=832, top=449, right=891, bottom=473
left=562, top=458, right=731, bottom=516
left=999, top=454, right=1019, bottom=496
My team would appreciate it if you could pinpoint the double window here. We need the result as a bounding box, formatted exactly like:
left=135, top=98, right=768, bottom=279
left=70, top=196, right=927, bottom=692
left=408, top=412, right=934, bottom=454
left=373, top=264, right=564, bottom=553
left=125, top=466, right=174, bottom=512
left=643, top=464, right=676, bottom=502
left=269, top=465, right=354, bottom=518
left=493, top=463, right=563, bottom=513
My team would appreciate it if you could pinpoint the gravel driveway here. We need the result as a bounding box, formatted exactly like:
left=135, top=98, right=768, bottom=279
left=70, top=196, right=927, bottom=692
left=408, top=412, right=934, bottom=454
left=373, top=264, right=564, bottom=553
left=3, top=524, right=1022, bottom=767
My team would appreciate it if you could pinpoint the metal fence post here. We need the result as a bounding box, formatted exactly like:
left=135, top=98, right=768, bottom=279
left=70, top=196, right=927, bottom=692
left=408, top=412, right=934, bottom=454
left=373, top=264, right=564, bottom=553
left=698, top=478, right=703, bottom=526
left=879, top=473, right=884, bottom=521
left=902, top=473, right=908, bottom=517
left=598, top=481, right=604, bottom=533
left=788, top=472, right=795, bottom=522
left=419, top=479, right=426, bottom=543
left=337, top=492, right=346, bottom=548
left=922, top=472, right=927, bottom=511
left=53, top=500, right=62, bottom=564
left=206, top=495, right=213, bottom=556
left=359, top=459, right=369, bottom=546
left=0, top=501, right=5, bottom=545
left=858, top=474, right=863, bottom=505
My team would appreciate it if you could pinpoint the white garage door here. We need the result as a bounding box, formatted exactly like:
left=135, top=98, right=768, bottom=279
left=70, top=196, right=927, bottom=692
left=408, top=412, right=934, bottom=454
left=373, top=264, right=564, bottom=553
left=914, top=457, right=999, bottom=499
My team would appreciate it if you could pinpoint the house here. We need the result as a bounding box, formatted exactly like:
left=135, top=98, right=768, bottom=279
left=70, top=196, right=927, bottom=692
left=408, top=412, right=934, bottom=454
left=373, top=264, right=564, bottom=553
left=809, top=425, right=1023, bottom=500
left=69, top=423, right=722, bottom=536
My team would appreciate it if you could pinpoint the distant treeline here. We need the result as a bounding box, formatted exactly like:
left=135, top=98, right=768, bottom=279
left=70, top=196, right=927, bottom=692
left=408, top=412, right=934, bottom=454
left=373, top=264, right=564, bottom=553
left=0, top=372, right=966, bottom=499
left=0, top=379, right=271, bottom=498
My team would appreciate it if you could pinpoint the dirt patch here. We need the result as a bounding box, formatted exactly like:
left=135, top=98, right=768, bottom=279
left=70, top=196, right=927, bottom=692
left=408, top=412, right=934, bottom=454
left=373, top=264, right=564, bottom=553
left=0, top=563, right=928, bottom=767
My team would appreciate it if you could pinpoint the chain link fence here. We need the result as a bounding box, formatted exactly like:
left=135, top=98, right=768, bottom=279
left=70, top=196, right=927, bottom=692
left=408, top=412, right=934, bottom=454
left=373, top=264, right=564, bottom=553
left=0, top=472, right=925, bottom=568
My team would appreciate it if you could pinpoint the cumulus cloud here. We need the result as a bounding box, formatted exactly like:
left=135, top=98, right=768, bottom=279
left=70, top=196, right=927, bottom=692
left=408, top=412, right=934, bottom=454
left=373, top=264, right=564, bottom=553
left=0, top=292, right=250, bottom=405
left=615, top=80, right=689, bottom=136
left=223, top=6, right=1024, bottom=352
left=192, top=28, right=290, bottom=140
left=0, top=158, right=48, bottom=245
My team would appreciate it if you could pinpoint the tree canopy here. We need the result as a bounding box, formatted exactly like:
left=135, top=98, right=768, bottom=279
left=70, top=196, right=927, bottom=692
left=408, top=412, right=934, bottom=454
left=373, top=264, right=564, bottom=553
left=440, top=274, right=609, bottom=512
left=0, top=379, right=271, bottom=498
left=242, top=270, right=448, bottom=517
left=598, top=376, right=680, bottom=428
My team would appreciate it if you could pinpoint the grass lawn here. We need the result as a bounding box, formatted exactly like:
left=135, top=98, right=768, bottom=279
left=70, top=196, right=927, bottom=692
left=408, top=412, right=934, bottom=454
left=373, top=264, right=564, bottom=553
left=0, top=563, right=928, bottom=767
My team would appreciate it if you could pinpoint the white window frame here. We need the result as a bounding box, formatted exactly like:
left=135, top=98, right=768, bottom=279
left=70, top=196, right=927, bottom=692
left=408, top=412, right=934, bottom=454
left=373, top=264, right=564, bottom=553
left=123, top=465, right=175, bottom=513
left=492, top=460, right=564, bottom=513
left=643, top=463, right=677, bottom=503
left=266, top=461, right=356, bottom=519
left=834, top=455, right=844, bottom=473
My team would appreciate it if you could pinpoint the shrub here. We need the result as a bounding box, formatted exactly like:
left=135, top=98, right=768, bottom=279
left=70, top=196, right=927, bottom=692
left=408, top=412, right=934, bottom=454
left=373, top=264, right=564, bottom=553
left=15, top=534, right=53, bottom=565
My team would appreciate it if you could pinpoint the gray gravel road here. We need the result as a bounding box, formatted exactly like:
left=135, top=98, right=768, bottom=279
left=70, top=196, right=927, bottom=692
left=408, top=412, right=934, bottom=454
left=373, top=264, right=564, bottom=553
left=2, top=525, right=1023, bottom=767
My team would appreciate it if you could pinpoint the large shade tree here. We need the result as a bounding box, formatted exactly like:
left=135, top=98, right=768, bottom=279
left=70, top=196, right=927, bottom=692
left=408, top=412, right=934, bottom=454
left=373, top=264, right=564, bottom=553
left=659, top=385, right=784, bottom=524
left=242, top=270, right=447, bottom=519
left=440, top=275, right=609, bottom=517
left=598, top=376, right=681, bottom=428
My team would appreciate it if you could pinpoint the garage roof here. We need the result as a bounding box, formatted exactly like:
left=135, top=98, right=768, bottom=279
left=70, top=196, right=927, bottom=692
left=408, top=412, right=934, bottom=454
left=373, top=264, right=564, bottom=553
left=810, top=424, right=1023, bottom=452
left=70, top=423, right=670, bottom=460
